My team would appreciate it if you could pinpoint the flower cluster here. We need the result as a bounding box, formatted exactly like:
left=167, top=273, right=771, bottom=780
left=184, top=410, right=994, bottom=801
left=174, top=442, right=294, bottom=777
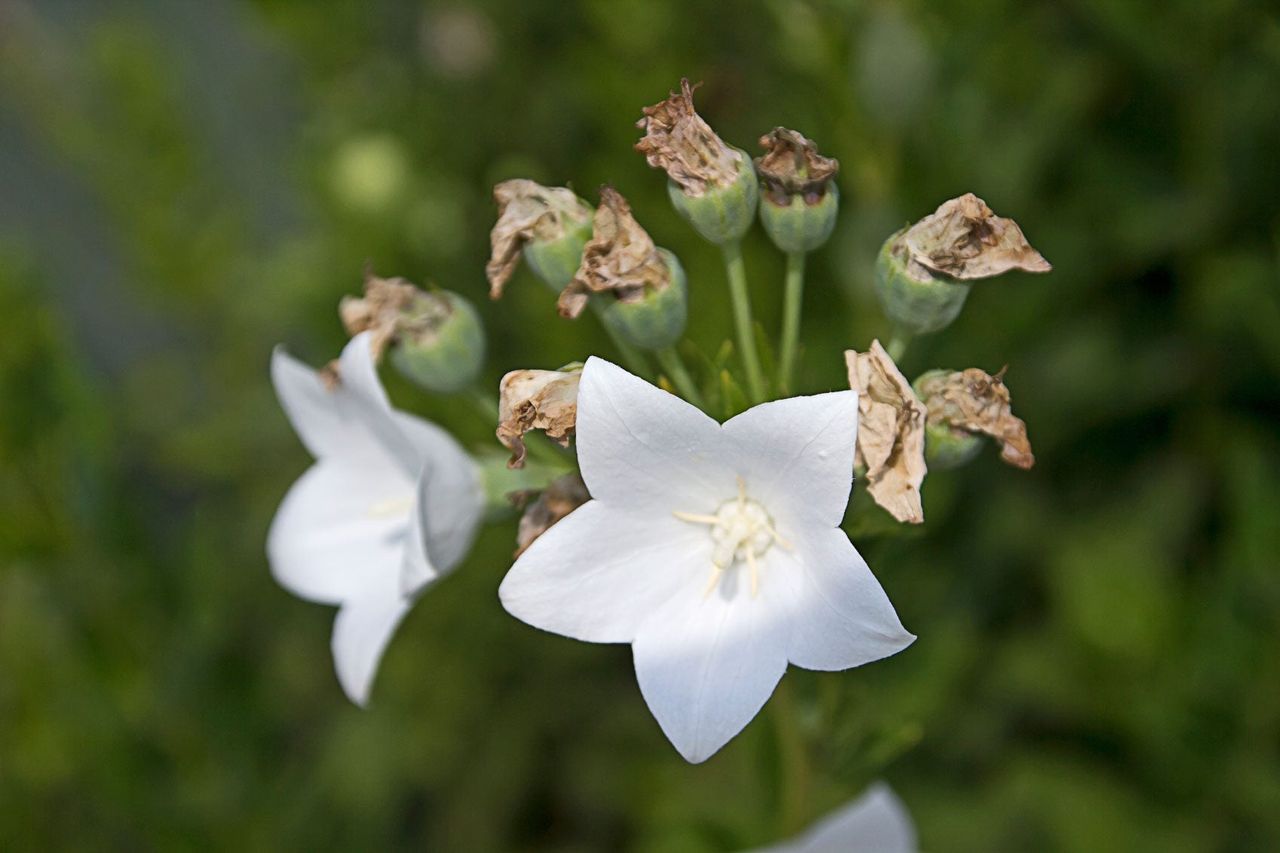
left=266, top=75, right=1048, bottom=841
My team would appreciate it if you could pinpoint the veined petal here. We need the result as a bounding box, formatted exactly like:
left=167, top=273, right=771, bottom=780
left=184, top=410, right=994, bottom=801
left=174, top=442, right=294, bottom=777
left=575, top=357, right=731, bottom=512
left=722, top=391, right=859, bottom=530
left=266, top=459, right=415, bottom=605
left=749, top=782, right=916, bottom=853
left=499, top=500, right=705, bottom=643
left=782, top=526, right=914, bottom=672
left=632, top=568, right=791, bottom=763
left=331, top=563, right=412, bottom=707
left=393, top=411, right=483, bottom=595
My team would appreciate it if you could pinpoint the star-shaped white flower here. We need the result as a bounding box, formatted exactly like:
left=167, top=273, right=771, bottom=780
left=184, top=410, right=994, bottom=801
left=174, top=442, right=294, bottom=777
left=499, top=357, right=914, bottom=762
left=746, top=783, right=917, bottom=853
left=268, top=332, right=483, bottom=705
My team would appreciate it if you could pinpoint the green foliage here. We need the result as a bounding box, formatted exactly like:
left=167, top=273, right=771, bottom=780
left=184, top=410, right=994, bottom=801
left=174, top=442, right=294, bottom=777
left=2, top=0, right=1279, bottom=849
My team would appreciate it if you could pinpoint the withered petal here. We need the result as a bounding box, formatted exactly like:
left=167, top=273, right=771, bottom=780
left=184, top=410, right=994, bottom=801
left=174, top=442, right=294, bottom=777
left=496, top=368, right=581, bottom=468
left=846, top=341, right=928, bottom=524
left=917, top=367, right=1035, bottom=469
left=902, top=192, right=1051, bottom=281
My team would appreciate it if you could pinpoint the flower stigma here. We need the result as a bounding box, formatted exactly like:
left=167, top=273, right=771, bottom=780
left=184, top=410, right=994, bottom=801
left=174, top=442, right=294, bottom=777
left=673, top=478, right=790, bottom=598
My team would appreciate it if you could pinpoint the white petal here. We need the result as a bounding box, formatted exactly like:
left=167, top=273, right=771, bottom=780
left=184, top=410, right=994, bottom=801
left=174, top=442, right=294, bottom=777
left=722, top=391, right=859, bottom=530
left=499, top=500, right=705, bottom=642
left=575, top=357, right=732, bottom=512
left=393, top=411, right=483, bottom=596
left=782, top=526, right=915, bottom=672
left=632, top=568, right=791, bottom=763
left=271, top=333, right=419, bottom=476
left=266, top=459, right=415, bottom=604
left=751, top=782, right=917, bottom=853
left=331, top=563, right=412, bottom=707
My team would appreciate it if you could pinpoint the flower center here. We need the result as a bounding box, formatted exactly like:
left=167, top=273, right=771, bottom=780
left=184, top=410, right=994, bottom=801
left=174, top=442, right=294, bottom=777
left=674, top=479, right=788, bottom=597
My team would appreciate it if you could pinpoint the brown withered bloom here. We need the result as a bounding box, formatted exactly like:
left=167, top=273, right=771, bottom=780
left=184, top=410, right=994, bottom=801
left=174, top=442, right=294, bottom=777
left=486, top=179, right=593, bottom=299
left=340, top=271, right=451, bottom=359
left=558, top=187, right=670, bottom=319
left=635, top=78, right=742, bottom=196
left=899, top=192, right=1051, bottom=282
left=846, top=341, right=928, bottom=524
left=496, top=368, right=581, bottom=468
left=755, top=127, right=839, bottom=204
left=510, top=473, right=590, bottom=557
left=916, top=367, right=1035, bottom=469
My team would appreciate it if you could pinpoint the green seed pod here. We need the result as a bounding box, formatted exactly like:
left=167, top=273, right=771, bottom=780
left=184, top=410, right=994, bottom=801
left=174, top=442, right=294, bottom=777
left=522, top=214, right=593, bottom=291
left=922, top=419, right=984, bottom=471
left=599, top=249, right=688, bottom=351
left=874, top=230, right=972, bottom=336
left=666, top=152, right=759, bottom=246
left=487, top=179, right=594, bottom=299
left=760, top=184, right=839, bottom=253
left=387, top=290, right=485, bottom=394
left=875, top=193, right=1052, bottom=336
left=755, top=127, right=841, bottom=253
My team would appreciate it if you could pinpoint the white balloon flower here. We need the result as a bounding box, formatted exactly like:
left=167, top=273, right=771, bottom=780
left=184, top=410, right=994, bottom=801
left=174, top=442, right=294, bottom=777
left=499, top=357, right=914, bottom=762
left=747, top=782, right=917, bottom=853
left=268, top=332, right=483, bottom=705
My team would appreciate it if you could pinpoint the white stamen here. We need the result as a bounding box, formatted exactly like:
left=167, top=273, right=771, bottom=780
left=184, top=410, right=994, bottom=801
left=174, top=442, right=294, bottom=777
left=674, top=479, right=784, bottom=598
left=367, top=496, right=414, bottom=518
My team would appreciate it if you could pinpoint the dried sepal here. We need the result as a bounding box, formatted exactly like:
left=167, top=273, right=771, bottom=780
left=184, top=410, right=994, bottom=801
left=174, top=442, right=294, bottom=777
left=635, top=78, right=742, bottom=196
left=755, top=127, right=839, bottom=202
left=916, top=367, right=1035, bottom=469
left=339, top=273, right=435, bottom=359
left=496, top=368, right=581, bottom=468
left=846, top=341, right=928, bottom=524
left=510, top=473, right=590, bottom=557
left=900, top=192, right=1051, bottom=282
left=486, top=179, right=593, bottom=298
left=558, top=187, right=669, bottom=319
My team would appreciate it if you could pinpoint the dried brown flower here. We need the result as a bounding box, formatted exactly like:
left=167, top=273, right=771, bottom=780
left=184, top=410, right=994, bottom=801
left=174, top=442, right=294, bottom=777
left=916, top=367, right=1035, bottom=469
left=846, top=341, right=928, bottom=524
left=755, top=127, right=839, bottom=203
left=635, top=78, right=743, bottom=196
left=899, top=192, right=1051, bottom=282
left=496, top=368, right=581, bottom=468
left=339, top=272, right=450, bottom=359
left=511, top=473, right=591, bottom=557
left=486, top=179, right=593, bottom=298
left=558, top=187, right=669, bottom=319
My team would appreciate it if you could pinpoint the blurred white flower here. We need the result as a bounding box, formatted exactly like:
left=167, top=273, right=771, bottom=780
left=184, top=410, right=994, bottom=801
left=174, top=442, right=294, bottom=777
left=499, top=357, right=914, bottom=762
left=747, top=782, right=917, bottom=852
left=268, top=332, right=482, bottom=705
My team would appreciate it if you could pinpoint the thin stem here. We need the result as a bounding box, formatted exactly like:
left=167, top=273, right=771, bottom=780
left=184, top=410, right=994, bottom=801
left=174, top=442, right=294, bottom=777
left=656, top=346, right=705, bottom=409
left=465, top=387, right=500, bottom=424
left=589, top=301, right=651, bottom=377
left=778, top=250, right=806, bottom=394
left=722, top=241, right=766, bottom=403
left=771, top=678, right=812, bottom=836
left=886, top=325, right=913, bottom=363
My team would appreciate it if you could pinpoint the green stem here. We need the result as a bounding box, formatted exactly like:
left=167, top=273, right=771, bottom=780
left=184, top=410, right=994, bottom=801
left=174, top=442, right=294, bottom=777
left=722, top=241, right=766, bottom=403
left=465, top=387, right=500, bottom=424
left=589, top=301, right=651, bottom=377
left=656, top=346, right=705, bottom=409
left=771, top=679, right=812, bottom=835
left=886, top=325, right=913, bottom=363
left=778, top=250, right=806, bottom=394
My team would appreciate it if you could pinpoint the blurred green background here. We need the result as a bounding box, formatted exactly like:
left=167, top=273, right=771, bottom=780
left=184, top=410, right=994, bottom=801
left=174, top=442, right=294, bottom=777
left=2, top=0, right=1279, bottom=849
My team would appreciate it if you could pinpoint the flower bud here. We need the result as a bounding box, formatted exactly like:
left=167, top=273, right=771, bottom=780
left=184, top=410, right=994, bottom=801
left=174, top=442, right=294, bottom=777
left=340, top=273, right=484, bottom=394
left=914, top=366, right=1035, bottom=470
left=487, top=179, right=594, bottom=297
left=558, top=188, right=688, bottom=351
left=876, top=193, right=1051, bottom=336
left=755, top=127, right=840, bottom=253
left=636, top=79, right=758, bottom=245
